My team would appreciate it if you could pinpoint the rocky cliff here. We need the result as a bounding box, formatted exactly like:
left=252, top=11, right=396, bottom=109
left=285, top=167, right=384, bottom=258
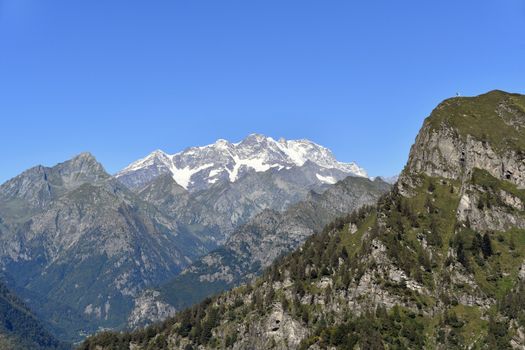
left=81, top=90, right=525, bottom=349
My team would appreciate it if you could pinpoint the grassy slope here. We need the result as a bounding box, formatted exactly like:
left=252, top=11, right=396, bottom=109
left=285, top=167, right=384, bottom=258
left=428, top=90, right=525, bottom=152
left=80, top=91, right=525, bottom=349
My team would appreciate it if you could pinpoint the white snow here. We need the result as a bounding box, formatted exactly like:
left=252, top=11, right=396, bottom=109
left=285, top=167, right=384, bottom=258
left=118, top=150, right=170, bottom=173
left=214, top=139, right=231, bottom=150
left=316, top=174, right=338, bottom=184
left=227, top=155, right=272, bottom=182
left=278, top=141, right=308, bottom=166
left=208, top=169, right=222, bottom=178
left=169, top=163, right=214, bottom=189
left=116, top=134, right=369, bottom=191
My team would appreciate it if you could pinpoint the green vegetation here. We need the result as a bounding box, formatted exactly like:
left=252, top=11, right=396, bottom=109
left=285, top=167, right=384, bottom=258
left=0, top=281, right=70, bottom=350
left=80, top=168, right=525, bottom=349
left=427, top=90, right=525, bottom=153
left=472, top=168, right=525, bottom=208
left=80, top=91, right=525, bottom=349
left=299, top=306, right=426, bottom=350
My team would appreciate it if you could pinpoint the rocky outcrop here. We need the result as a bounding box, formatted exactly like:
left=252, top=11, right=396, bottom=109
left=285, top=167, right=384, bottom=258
left=403, top=92, right=525, bottom=188
left=231, top=303, right=308, bottom=350
left=127, top=291, right=177, bottom=329
left=405, top=127, right=525, bottom=187
left=456, top=185, right=525, bottom=231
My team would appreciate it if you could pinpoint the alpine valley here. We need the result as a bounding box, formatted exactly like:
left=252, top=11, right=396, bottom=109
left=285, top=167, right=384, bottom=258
left=0, top=134, right=388, bottom=346
left=81, top=90, right=525, bottom=349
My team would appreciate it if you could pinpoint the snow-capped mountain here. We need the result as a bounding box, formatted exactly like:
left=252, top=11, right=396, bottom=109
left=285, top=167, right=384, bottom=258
left=115, top=134, right=367, bottom=192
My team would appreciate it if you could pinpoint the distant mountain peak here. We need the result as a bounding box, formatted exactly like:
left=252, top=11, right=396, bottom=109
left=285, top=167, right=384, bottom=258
left=116, top=134, right=367, bottom=191
left=0, top=152, right=110, bottom=210
left=73, top=151, right=96, bottom=159
left=65, top=151, right=106, bottom=169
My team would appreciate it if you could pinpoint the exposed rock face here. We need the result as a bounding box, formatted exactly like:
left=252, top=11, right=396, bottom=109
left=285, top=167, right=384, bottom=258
left=456, top=184, right=525, bottom=232
left=81, top=91, right=525, bottom=350
left=231, top=303, right=308, bottom=350
left=0, top=152, right=109, bottom=215
left=403, top=91, right=525, bottom=188
left=128, top=176, right=390, bottom=327
left=127, top=291, right=177, bottom=329
left=405, top=127, right=525, bottom=187
left=138, top=163, right=345, bottom=245
left=0, top=154, right=209, bottom=342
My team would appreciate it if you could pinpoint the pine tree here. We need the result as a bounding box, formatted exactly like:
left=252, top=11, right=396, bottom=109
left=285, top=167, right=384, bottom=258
left=457, top=241, right=469, bottom=270
left=178, top=309, right=193, bottom=337
left=428, top=219, right=443, bottom=247
left=471, top=233, right=483, bottom=256
left=482, top=233, right=493, bottom=258
left=341, top=246, right=349, bottom=261
left=509, top=234, right=516, bottom=251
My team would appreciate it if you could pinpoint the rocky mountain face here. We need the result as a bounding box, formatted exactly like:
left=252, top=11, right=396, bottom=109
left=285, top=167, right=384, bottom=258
left=0, top=154, right=210, bottom=342
left=0, top=279, right=69, bottom=350
left=137, top=161, right=350, bottom=245
left=115, top=134, right=367, bottom=192
left=127, top=176, right=390, bottom=328
left=0, top=152, right=109, bottom=218
left=82, top=90, right=525, bottom=350
left=0, top=135, right=378, bottom=345
left=114, top=134, right=369, bottom=248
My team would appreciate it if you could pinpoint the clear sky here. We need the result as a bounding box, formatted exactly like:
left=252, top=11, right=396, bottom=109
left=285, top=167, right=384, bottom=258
left=0, top=0, right=524, bottom=183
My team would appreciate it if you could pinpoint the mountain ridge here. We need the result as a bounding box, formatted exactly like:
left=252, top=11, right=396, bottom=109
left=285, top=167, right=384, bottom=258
left=0, top=138, right=379, bottom=343
left=0, top=153, right=210, bottom=342
left=81, top=90, right=525, bottom=349
left=115, top=134, right=367, bottom=192
left=126, top=176, right=391, bottom=328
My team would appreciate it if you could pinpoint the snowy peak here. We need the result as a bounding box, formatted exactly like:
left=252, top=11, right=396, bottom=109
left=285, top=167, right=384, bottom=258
left=115, top=134, right=367, bottom=191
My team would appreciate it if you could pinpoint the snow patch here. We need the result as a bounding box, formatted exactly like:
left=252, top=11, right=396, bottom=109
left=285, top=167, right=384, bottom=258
left=316, top=174, right=337, bottom=184
left=170, top=163, right=214, bottom=189
left=208, top=169, right=222, bottom=178
left=227, top=155, right=273, bottom=182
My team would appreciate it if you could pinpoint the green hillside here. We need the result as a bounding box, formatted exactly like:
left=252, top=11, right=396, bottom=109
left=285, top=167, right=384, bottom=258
left=80, top=91, right=525, bottom=349
left=0, top=281, right=69, bottom=350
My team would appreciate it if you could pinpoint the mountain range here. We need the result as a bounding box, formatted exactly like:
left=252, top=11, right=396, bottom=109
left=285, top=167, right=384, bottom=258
left=0, top=153, right=210, bottom=340
left=128, top=176, right=390, bottom=328
left=0, top=134, right=380, bottom=344
left=82, top=90, right=525, bottom=349
left=115, top=134, right=367, bottom=192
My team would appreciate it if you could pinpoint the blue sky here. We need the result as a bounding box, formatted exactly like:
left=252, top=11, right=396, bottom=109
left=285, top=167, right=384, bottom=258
left=0, top=0, right=524, bottom=183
